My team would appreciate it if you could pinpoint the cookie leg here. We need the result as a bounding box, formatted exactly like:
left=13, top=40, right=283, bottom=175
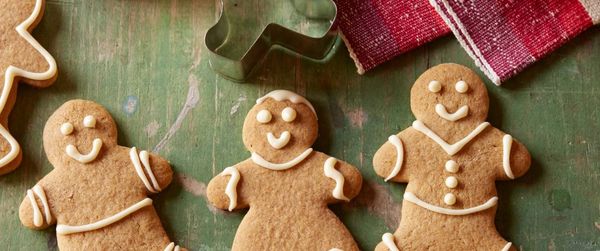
left=164, top=242, right=188, bottom=251
left=0, top=80, right=21, bottom=175
left=374, top=233, right=400, bottom=251
left=501, top=242, right=515, bottom=251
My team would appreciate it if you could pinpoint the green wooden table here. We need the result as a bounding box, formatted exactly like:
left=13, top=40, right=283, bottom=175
left=0, top=0, right=599, bottom=250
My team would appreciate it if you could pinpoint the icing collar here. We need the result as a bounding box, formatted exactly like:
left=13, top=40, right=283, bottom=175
left=251, top=148, right=313, bottom=170
left=412, top=120, right=489, bottom=156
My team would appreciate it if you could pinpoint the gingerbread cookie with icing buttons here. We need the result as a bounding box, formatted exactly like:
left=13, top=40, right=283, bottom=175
left=373, top=64, right=531, bottom=251
left=207, top=90, right=363, bottom=250
left=0, top=0, right=58, bottom=175
left=19, top=100, right=185, bottom=251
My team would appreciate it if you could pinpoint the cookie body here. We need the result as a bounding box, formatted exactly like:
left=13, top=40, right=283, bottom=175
left=207, top=90, right=363, bottom=250
left=0, top=0, right=58, bottom=175
left=373, top=64, right=530, bottom=251
left=19, top=100, right=184, bottom=251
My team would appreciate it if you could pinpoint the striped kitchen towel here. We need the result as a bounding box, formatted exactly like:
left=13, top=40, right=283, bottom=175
left=335, top=0, right=450, bottom=74
left=430, top=0, right=600, bottom=85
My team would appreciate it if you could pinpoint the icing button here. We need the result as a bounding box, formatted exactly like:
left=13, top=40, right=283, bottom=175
left=445, top=176, right=458, bottom=188
left=455, top=80, right=469, bottom=93
left=428, top=80, right=441, bottom=93
left=444, top=193, right=456, bottom=205
left=83, top=115, right=96, bottom=128
left=256, top=110, right=272, bottom=123
left=60, top=122, right=74, bottom=135
left=445, top=160, right=459, bottom=173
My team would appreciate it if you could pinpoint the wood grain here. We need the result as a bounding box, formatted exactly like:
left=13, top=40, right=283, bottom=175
left=0, top=0, right=598, bottom=250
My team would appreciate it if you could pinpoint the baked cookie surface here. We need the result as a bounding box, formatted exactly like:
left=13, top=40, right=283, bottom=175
left=207, top=90, right=363, bottom=251
left=19, top=100, right=184, bottom=251
left=0, top=0, right=58, bottom=175
left=374, top=64, right=531, bottom=251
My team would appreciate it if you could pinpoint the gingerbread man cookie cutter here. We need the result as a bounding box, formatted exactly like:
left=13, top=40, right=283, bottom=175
left=205, top=0, right=338, bottom=82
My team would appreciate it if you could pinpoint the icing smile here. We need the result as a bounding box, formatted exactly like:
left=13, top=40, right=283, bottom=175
left=267, top=131, right=291, bottom=149
left=65, top=138, right=103, bottom=164
left=435, top=104, right=469, bottom=122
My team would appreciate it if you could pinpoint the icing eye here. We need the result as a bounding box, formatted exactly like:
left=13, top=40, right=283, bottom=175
left=256, top=110, right=272, bottom=124
left=83, top=115, right=96, bottom=128
left=455, top=81, right=469, bottom=93
left=281, top=107, right=297, bottom=122
left=60, top=122, right=74, bottom=136
left=428, top=80, right=441, bottom=93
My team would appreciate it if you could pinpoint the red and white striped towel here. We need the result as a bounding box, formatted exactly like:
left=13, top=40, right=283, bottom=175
left=335, top=0, right=450, bottom=74
left=430, top=0, right=600, bottom=85
left=336, top=0, right=599, bottom=84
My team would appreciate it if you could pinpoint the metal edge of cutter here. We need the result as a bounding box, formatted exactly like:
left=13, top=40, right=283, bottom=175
left=204, top=0, right=338, bottom=82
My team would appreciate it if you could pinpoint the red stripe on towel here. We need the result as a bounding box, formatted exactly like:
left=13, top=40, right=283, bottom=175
left=336, top=0, right=449, bottom=74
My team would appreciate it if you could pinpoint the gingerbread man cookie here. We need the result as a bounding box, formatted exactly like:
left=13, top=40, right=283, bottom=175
left=0, top=0, right=58, bottom=175
left=207, top=90, right=363, bottom=250
left=373, top=64, right=531, bottom=251
left=19, top=100, right=184, bottom=251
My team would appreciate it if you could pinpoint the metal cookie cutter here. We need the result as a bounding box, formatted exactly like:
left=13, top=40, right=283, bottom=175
left=205, top=0, right=338, bottom=82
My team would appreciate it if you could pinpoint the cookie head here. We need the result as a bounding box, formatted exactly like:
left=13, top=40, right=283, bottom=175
left=243, top=90, right=318, bottom=156
left=410, top=63, right=489, bottom=125
left=43, top=100, right=118, bottom=166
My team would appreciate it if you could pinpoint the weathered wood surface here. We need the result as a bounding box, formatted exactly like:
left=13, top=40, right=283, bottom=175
left=0, top=0, right=598, bottom=250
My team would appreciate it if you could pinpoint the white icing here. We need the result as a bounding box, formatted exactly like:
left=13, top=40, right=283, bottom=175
left=501, top=242, right=512, bottom=251
left=502, top=135, right=515, bottom=179
left=139, top=150, right=161, bottom=192
left=435, top=104, right=469, bottom=122
left=428, top=80, right=441, bottom=93
left=412, top=120, right=489, bottom=156
left=220, top=166, right=241, bottom=211
left=65, top=138, right=103, bottom=164
left=0, top=0, right=58, bottom=169
left=281, top=107, right=297, bottom=122
left=445, top=176, right=458, bottom=188
left=443, top=193, right=456, bottom=205
left=267, top=131, right=291, bottom=149
left=27, top=185, right=52, bottom=227
left=256, top=90, right=317, bottom=116
left=164, top=243, right=181, bottom=251
left=83, top=115, right=96, bottom=128
left=56, top=198, right=153, bottom=235
left=384, top=135, right=404, bottom=182
left=130, top=147, right=161, bottom=193
left=445, top=160, right=459, bottom=173
left=382, top=233, right=400, bottom=251
left=404, top=192, right=498, bottom=215
left=26, top=190, right=42, bottom=227
left=323, top=157, right=350, bottom=201
left=60, top=122, right=74, bottom=136
left=256, top=109, right=272, bottom=123
left=251, top=148, right=313, bottom=171
left=455, top=80, right=469, bottom=93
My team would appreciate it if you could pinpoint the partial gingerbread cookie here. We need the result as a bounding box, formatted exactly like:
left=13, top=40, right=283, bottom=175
left=19, top=100, right=184, bottom=251
left=0, top=0, right=58, bottom=175
left=373, top=64, right=531, bottom=251
left=207, top=90, right=363, bottom=250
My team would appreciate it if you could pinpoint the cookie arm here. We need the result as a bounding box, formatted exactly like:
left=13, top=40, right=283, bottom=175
left=129, top=147, right=173, bottom=193
left=373, top=133, right=409, bottom=183
left=207, top=165, right=249, bottom=211
left=144, top=152, right=174, bottom=191
left=324, top=158, right=363, bottom=202
left=19, top=182, right=56, bottom=230
left=499, top=135, right=531, bottom=180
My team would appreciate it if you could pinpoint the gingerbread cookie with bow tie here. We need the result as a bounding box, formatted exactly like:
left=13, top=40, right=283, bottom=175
left=19, top=100, right=185, bottom=251
left=0, top=0, right=58, bottom=175
left=373, top=64, right=531, bottom=251
left=207, top=90, right=363, bottom=250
